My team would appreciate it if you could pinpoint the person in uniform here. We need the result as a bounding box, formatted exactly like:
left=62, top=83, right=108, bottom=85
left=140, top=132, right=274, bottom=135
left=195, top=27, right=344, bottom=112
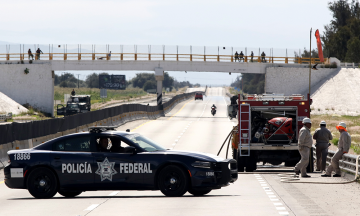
left=71, top=89, right=76, bottom=96
left=36, top=48, right=43, bottom=60
left=322, top=122, right=351, bottom=177
left=99, top=137, right=111, bottom=152
left=250, top=51, right=254, bottom=62
left=234, top=51, right=239, bottom=62
left=261, top=52, right=266, bottom=62
left=239, top=51, right=244, bottom=62
left=294, top=118, right=313, bottom=178
left=313, top=121, right=333, bottom=172
left=28, top=49, right=34, bottom=60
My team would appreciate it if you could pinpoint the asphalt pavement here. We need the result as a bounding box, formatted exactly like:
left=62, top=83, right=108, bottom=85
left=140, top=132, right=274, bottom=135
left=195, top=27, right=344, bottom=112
left=1, top=87, right=359, bottom=216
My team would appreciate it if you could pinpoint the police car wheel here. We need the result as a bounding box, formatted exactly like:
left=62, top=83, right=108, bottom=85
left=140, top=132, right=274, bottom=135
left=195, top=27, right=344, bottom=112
left=188, top=188, right=212, bottom=196
left=58, top=190, right=82, bottom=198
left=27, top=167, right=58, bottom=199
left=158, top=165, right=189, bottom=197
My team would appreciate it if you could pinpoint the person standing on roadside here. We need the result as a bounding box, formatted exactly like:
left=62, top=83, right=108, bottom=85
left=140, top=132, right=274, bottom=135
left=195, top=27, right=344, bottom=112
left=322, top=122, right=351, bottom=177
left=36, top=48, right=43, bottom=60
left=313, top=121, right=333, bottom=172
left=294, top=118, right=313, bottom=178
left=28, top=49, right=34, bottom=60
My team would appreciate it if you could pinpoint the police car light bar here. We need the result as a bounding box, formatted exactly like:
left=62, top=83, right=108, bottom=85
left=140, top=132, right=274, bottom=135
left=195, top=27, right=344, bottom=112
left=88, top=126, right=117, bottom=133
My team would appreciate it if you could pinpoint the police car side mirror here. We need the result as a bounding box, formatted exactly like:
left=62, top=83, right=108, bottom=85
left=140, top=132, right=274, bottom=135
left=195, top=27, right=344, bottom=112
left=128, top=146, right=137, bottom=154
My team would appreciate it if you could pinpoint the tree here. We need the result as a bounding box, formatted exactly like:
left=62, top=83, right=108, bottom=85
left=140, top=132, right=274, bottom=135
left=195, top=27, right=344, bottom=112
left=132, top=73, right=155, bottom=88
left=163, top=72, right=174, bottom=91
left=143, top=80, right=157, bottom=91
left=345, top=37, right=360, bottom=62
left=85, top=72, right=109, bottom=88
left=230, top=74, right=264, bottom=94
left=322, top=0, right=360, bottom=61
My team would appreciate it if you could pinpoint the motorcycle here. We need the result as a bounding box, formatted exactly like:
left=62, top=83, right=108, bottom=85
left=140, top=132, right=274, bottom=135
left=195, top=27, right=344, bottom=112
left=211, top=107, right=216, bottom=116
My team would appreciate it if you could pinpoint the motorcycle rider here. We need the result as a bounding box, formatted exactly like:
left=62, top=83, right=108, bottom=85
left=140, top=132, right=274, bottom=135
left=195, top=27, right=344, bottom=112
left=211, top=104, right=217, bottom=115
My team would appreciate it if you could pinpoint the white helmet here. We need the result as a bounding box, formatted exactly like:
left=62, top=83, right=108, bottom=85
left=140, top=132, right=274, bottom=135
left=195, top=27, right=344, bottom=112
left=338, top=122, right=347, bottom=128
left=320, top=121, right=326, bottom=125
left=303, top=118, right=312, bottom=124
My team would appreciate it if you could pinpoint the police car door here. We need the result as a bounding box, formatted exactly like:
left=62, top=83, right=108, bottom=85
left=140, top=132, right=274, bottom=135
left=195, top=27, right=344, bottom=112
left=51, top=135, right=94, bottom=189
left=92, top=135, right=143, bottom=189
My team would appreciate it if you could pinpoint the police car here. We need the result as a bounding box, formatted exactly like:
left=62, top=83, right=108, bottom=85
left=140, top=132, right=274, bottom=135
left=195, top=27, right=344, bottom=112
left=4, top=127, right=238, bottom=198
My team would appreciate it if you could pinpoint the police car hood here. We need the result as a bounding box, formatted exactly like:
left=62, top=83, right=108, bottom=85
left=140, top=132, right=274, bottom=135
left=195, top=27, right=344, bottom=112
left=166, top=150, right=224, bottom=162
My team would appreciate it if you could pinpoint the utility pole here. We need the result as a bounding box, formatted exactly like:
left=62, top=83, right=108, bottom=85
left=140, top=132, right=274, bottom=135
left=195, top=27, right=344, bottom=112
left=77, top=74, right=81, bottom=89
left=309, top=28, right=312, bottom=96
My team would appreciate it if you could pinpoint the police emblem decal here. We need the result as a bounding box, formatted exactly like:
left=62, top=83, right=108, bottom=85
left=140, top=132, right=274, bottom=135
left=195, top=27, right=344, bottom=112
left=95, top=157, right=117, bottom=181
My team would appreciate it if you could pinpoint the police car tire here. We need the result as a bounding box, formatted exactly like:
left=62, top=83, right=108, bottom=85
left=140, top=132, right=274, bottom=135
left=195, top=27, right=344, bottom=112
left=27, top=167, right=58, bottom=199
left=158, top=165, right=189, bottom=197
left=58, top=190, right=82, bottom=198
left=188, top=188, right=212, bottom=196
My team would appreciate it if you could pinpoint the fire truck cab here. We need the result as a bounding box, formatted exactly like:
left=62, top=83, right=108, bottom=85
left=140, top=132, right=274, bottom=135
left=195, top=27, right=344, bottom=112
left=227, top=93, right=314, bottom=172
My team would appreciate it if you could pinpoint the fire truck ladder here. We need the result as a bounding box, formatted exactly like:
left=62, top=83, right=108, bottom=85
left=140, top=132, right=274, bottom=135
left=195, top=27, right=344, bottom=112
left=239, top=103, right=251, bottom=156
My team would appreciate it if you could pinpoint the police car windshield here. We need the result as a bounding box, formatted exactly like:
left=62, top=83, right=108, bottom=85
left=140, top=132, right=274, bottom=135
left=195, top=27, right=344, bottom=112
left=124, top=133, right=166, bottom=152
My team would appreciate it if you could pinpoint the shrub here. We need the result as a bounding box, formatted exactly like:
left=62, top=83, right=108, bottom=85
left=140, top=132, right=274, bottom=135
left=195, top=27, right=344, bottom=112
left=332, top=138, right=339, bottom=146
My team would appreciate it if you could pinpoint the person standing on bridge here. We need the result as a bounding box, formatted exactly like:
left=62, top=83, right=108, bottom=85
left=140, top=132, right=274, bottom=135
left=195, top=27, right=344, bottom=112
left=313, top=121, right=333, bottom=172
left=261, top=52, right=266, bottom=62
left=28, top=49, right=34, bottom=60
left=250, top=51, right=254, bottom=62
left=294, top=118, right=313, bottom=178
left=239, top=51, right=244, bottom=62
left=36, top=48, right=43, bottom=60
left=234, top=51, right=239, bottom=62
left=322, top=122, right=351, bottom=177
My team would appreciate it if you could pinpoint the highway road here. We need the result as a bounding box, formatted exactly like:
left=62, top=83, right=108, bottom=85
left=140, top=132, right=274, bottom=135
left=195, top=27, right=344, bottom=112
left=1, top=87, right=360, bottom=216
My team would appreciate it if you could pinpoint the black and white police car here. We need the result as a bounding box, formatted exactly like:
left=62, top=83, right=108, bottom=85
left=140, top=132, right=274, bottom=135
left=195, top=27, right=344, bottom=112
left=4, top=127, right=238, bottom=198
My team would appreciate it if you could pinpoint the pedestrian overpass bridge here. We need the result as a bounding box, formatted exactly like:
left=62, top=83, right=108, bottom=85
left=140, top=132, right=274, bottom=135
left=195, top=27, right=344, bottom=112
left=0, top=44, right=327, bottom=116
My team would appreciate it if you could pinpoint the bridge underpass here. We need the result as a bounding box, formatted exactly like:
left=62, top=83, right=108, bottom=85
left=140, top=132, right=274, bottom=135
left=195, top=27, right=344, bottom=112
left=1, top=87, right=359, bottom=216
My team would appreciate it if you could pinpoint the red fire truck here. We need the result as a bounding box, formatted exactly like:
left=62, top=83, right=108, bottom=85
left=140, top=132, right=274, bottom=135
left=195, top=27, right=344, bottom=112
left=227, top=93, right=314, bottom=172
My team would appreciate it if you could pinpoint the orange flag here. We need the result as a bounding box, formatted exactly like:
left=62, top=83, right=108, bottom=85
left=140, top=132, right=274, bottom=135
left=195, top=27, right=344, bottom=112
left=315, top=30, right=324, bottom=62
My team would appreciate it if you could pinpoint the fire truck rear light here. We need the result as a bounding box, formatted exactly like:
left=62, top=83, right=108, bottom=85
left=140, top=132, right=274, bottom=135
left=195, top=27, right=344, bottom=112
left=263, top=102, right=269, bottom=105
left=299, top=102, right=305, bottom=105
left=278, top=101, right=285, bottom=105
left=241, top=102, right=246, bottom=104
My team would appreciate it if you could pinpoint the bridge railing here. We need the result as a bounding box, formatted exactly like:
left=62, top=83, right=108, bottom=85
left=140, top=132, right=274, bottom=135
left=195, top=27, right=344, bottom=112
left=0, top=52, right=322, bottom=64
left=0, top=44, right=322, bottom=64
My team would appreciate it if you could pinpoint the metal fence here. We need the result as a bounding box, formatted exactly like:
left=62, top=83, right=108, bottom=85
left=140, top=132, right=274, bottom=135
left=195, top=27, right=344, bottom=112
left=0, top=92, right=196, bottom=145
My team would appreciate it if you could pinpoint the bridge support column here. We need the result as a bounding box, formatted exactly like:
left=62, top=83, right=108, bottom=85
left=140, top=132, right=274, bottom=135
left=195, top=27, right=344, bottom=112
left=155, top=67, right=164, bottom=113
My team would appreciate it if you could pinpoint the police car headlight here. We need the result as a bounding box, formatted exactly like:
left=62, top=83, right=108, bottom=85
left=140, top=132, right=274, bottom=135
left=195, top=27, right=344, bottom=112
left=191, top=161, right=211, bottom=169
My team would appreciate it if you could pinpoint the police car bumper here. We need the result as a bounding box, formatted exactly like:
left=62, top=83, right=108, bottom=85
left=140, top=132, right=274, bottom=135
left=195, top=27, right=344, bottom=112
left=3, top=166, right=25, bottom=189
left=191, top=159, right=238, bottom=189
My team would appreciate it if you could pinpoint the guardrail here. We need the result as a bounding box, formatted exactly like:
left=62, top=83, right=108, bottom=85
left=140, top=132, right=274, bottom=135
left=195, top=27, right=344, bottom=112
left=0, top=113, right=12, bottom=122
left=0, top=92, right=196, bottom=146
left=313, top=147, right=360, bottom=175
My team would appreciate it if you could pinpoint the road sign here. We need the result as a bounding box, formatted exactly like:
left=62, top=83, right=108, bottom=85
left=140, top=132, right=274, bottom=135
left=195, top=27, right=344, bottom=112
left=99, top=74, right=126, bottom=90
left=100, top=89, right=107, bottom=98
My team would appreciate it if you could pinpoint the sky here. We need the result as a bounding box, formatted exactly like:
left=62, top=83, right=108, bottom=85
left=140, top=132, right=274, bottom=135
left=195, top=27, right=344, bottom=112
left=0, top=0, right=335, bottom=85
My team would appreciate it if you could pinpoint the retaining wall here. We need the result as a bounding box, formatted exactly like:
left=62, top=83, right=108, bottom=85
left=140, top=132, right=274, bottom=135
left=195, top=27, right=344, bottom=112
left=0, top=62, right=54, bottom=116
left=265, top=67, right=339, bottom=95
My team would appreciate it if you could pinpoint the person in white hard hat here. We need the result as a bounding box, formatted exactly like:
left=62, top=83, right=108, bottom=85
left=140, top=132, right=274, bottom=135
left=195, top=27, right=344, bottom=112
left=294, top=118, right=313, bottom=178
left=322, top=122, right=351, bottom=177
left=313, top=120, right=333, bottom=172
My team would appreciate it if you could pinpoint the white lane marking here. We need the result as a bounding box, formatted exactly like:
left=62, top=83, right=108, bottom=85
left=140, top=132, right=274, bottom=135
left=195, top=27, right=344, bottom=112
left=276, top=207, right=286, bottom=211
left=270, top=199, right=279, bottom=202
left=109, top=191, right=119, bottom=196
left=261, top=184, right=268, bottom=187
left=273, top=203, right=283, bottom=206
left=266, top=192, right=274, bottom=195
left=279, top=212, right=289, bottom=215
left=268, top=195, right=277, bottom=198
left=84, top=204, right=99, bottom=211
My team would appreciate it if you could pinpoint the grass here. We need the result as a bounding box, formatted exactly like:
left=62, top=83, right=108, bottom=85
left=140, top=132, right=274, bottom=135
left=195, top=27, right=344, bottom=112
left=311, top=114, right=360, bottom=154
left=54, top=86, right=148, bottom=104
